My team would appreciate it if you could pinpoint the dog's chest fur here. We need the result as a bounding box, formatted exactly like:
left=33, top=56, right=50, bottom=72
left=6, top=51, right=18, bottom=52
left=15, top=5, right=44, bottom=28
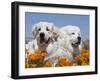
left=72, top=46, right=80, bottom=57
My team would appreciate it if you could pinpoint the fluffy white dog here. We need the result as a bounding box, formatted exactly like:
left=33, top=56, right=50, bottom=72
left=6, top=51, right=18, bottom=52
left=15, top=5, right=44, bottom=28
left=26, top=22, right=59, bottom=53
left=45, top=25, right=82, bottom=66
left=60, top=25, right=82, bottom=57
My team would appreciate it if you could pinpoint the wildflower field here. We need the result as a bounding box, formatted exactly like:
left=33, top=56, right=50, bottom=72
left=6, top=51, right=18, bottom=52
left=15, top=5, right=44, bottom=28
left=25, top=48, right=90, bottom=68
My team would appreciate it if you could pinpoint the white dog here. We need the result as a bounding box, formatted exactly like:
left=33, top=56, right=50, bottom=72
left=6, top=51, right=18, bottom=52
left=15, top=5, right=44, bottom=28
left=45, top=25, right=82, bottom=66
left=60, top=25, right=82, bottom=57
left=26, top=22, right=59, bottom=54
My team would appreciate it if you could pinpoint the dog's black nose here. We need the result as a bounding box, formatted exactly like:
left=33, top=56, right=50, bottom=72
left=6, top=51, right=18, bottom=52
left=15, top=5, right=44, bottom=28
left=40, top=32, right=45, bottom=37
left=77, top=36, right=81, bottom=41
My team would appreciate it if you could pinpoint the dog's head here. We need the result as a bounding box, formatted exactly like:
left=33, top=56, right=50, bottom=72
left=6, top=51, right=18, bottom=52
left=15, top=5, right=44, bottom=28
left=65, top=25, right=81, bottom=47
left=32, top=22, right=59, bottom=45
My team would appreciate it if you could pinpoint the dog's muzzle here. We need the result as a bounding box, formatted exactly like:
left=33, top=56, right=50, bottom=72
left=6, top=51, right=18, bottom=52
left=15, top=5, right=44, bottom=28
left=40, top=32, right=50, bottom=44
left=40, top=32, right=45, bottom=43
left=76, top=37, right=81, bottom=45
left=72, top=37, right=81, bottom=47
left=77, top=37, right=81, bottom=43
left=40, top=32, right=45, bottom=39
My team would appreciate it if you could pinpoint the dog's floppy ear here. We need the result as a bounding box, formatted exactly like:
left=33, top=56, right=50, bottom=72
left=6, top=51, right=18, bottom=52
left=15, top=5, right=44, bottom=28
left=32, top=24, right=37, bottom=39
left=52, top=25, right=60, bottom=41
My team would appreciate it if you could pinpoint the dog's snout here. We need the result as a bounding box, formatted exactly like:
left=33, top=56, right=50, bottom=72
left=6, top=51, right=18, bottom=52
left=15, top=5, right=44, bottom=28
left=77, top=36, right=81, bottom=41
left=40, top=32, right=45, bottom=37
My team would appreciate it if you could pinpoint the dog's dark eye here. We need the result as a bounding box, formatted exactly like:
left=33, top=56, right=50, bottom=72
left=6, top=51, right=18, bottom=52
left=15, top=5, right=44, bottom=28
left=38, top=28, right=41, bottom=31
left=46, top=27, right=50, bottom=31
left=72, top=33, right=75, bottom=35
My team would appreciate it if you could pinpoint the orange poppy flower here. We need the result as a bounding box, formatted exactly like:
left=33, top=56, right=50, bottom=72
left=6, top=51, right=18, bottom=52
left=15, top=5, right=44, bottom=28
left=27, top=50, right=47, bottom=60
left=44, top=61, right=53, bottom=67
left=58, top=57, right=73, bottom=66
left=81, top=48, right=87, bottom=53
left=30, top=64, right=37, bottom=68
left=75, top=48, right=90, bottom=65
left=25, top=63, right=30, bottom=68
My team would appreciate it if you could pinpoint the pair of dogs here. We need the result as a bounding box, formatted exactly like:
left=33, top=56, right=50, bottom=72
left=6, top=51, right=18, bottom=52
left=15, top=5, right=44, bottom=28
left=26, top=22, right=82, bottom=66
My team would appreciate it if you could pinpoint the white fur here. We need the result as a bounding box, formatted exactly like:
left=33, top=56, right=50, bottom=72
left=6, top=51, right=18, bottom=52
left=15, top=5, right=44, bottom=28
left=45, top=25, right=82, bottom=66
left=26, top=22, right=59, bottom=53
left=26, top=22, right=82, bottom=67
left=60, top=25, right=82, bottom=56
